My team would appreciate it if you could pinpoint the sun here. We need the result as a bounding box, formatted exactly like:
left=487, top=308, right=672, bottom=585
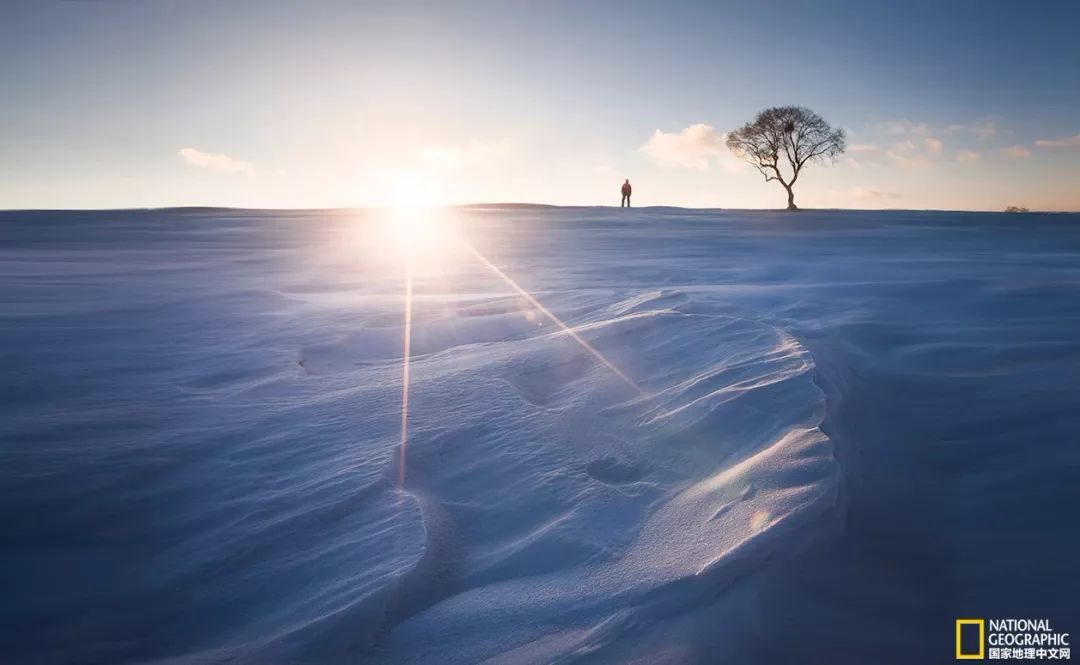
left=356, top=170, right=461, bottom=271
left=379, top=171, right=444, bottom=251
left=345, top=170, right=464, bottom=277
left=387, top=171, right=439, bottom=212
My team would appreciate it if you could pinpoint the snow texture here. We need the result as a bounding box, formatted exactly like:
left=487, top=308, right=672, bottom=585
left=2, top=207, right=1079, bottom=664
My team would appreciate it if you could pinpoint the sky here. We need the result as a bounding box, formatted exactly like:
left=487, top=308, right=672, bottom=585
left=1, top=0, right=1078, bottom=211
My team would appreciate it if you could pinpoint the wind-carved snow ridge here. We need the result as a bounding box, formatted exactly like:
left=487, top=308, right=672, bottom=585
left=321, top=288, right=844, bottom=664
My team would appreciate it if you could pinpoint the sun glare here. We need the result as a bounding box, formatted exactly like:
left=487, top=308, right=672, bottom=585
left=388, top=171, right=438, bottom=211
left=372, top=171, right=455, bottom=259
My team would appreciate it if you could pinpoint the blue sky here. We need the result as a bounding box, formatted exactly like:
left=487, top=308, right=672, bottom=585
left=1, top=0, right=1078, bottom=210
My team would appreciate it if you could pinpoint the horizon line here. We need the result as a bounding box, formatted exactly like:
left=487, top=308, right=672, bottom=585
left=1, top=203, right=1077, bottom=214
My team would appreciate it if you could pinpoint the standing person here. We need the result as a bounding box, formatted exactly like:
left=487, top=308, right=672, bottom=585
left=621, top=179, right=632, bottom=207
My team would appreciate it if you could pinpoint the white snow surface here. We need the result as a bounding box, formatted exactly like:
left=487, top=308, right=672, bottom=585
left=2, top=207, right=1079, bottom=664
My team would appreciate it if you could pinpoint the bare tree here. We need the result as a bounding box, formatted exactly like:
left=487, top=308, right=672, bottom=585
left=726, top=106, right=846, bottom=210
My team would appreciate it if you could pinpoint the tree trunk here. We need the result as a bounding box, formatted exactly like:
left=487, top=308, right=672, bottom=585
left=784, top=185, right=798, bottom=210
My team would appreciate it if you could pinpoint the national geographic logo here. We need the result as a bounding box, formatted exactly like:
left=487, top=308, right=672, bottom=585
left=956, top=618, right=1070, bottom=660
left=957, top=619, right=986, bottom=660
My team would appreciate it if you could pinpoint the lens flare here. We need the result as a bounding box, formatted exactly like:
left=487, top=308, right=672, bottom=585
left=393, top=224, right=647, bottom=492
left=460, top=239, right=646, bottom=398
left=397, top=249, right=414, bottom=490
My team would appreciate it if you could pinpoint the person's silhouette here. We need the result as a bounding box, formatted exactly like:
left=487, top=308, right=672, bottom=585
left=621, top=179, right=632, bottom=207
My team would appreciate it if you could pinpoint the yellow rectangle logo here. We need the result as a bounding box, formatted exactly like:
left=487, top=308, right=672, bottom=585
left=956, top=618, right=985, bottom=659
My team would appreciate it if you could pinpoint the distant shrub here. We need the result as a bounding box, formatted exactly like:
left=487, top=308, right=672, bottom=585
left=1004, top=205, right=1030, bottom=213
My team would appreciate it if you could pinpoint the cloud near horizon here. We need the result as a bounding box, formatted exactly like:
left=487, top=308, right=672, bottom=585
left=1034, top=133, right=1080, bottom=149
left=1002, top=145, right=1032, bottom=159
left=956, top=149, right=982, bottom=163
left=640, top=124, right=729, bottom=170
left=178, top=148, right=254, bottom=175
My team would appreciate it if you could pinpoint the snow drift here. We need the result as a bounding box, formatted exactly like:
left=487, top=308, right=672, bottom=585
left=2, top=206, right=1079, bottom=664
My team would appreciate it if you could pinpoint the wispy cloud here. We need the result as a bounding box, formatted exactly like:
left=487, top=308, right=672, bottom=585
left=843, top=144, right=881, bottom=168
left=945, top=119, right=997, bottom=141
left=1002, top=145, right=1032, bottom=159
left=640, top=124, right=728, bottom=170
left=1034, top=133, right=1080, bottom=149
left=882, top=118, right=996, bottom=142
left=418, top=139, right=514, bottom=170
left=848, top=143, right=881, bottom=154
left=855, top=131, right=943, bottom=168
left=956, top=149, right=982, bottom=163
left=178, top=148, right=254, bottom=175
left=879, top=120, right=931, bottom=136
left=885, top=140, right=939, bottom=168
